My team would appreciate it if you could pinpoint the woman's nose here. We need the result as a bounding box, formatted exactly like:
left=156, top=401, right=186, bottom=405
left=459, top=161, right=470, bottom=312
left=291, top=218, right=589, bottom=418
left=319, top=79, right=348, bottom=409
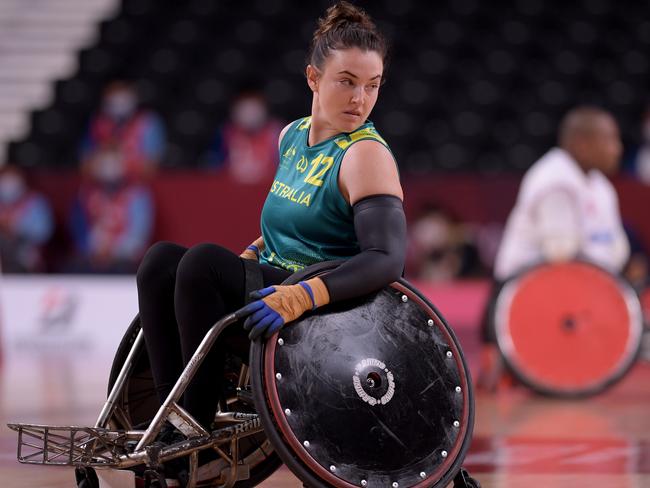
left=350, top=86, right=364, bottom=104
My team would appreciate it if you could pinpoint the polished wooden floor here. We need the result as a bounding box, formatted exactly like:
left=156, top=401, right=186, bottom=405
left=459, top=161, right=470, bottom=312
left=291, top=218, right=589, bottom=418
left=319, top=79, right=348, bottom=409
left=1, top=352, right=649, bottom=488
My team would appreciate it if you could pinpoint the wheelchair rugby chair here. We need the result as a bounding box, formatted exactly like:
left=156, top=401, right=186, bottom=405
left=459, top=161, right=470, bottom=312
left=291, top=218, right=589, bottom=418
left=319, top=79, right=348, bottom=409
left=9, top=262, right=480, bottom=488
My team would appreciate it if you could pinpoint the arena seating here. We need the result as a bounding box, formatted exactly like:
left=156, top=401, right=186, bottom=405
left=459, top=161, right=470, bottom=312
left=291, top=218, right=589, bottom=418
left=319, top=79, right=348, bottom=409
left=0, top=0, right=116, bottom=164
left=7, top=0, right=650, bottom=172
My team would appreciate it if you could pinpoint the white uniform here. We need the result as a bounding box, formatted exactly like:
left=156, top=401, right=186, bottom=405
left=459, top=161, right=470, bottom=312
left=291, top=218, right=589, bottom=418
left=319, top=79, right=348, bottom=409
left=494, top=147, right=629, bottom=281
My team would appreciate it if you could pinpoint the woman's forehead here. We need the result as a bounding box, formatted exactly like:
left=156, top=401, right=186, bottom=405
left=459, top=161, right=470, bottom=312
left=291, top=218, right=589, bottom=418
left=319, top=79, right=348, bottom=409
left=322, top=48, right=383, bottom=78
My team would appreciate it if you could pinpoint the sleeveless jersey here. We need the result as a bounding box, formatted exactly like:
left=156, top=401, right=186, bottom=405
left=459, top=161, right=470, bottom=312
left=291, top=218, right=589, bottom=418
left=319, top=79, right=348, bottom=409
left=260, top=116, right=391, bottom=272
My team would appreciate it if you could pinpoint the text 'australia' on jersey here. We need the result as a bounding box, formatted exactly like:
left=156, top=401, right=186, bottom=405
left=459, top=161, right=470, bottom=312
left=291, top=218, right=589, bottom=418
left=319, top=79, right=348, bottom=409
left=260, top=116, right=393, bottom=272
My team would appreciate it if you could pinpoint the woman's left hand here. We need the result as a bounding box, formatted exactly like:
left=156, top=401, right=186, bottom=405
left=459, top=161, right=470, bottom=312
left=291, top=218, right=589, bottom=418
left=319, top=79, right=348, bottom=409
left=239, top=236, right=265, bottom=261
left=240, top=278, right=329, bottom=340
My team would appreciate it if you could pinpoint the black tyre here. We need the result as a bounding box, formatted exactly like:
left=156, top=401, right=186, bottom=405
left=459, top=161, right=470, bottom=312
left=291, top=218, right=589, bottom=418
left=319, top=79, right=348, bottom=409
left=75, top=467, right=99, bottom=488
left=251, top=263, right=475, bottom=488
left=107, top=315, right=158, bottom=429
left=107, top=315, right=281, bottom=487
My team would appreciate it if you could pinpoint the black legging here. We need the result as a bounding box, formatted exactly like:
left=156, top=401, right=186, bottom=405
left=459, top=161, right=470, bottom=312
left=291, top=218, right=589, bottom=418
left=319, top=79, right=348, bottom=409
left=136, top=241, right=291, bottom=429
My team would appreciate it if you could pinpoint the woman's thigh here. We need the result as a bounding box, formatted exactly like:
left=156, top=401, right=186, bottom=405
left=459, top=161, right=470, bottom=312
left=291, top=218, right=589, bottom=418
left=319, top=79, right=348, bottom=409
left=259, top=262, right=293, bottom=287
left=173, top=243, right=291, bottom=359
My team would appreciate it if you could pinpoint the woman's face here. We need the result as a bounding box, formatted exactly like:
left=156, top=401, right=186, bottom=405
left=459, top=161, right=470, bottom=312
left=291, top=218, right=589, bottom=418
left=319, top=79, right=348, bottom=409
left=308, top=48, right=384, bottom=133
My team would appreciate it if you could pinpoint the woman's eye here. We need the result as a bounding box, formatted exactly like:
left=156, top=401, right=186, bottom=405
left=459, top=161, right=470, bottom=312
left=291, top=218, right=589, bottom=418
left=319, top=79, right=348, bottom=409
left=340, top=79, right=353, bottom=86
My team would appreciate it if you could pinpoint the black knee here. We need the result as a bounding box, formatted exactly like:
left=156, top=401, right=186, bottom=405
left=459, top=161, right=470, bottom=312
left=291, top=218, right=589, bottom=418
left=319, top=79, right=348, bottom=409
left=175, top=243, right=239, bottom=291
left=137, top=241, right=186, bottom=289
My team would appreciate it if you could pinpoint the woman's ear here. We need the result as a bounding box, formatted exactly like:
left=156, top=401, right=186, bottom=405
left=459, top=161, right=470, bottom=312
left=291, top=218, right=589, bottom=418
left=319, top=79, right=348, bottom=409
left=306, top=65, right=319, bottom=93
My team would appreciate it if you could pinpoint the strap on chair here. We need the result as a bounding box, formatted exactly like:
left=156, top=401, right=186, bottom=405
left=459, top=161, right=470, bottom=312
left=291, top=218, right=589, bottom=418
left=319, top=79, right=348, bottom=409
left=242, top=259, right=264, bottom=304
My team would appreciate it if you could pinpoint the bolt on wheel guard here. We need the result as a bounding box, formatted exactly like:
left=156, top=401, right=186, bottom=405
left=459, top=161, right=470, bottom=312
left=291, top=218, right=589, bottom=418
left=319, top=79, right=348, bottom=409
left=251, top=279, right=475, bottom=488
left=7, top=271, right=476, bottom=488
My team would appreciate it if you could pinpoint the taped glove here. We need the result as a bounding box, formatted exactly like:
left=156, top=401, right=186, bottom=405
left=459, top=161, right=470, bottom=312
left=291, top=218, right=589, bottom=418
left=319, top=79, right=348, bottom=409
left=240, top=236, right=264, bottom=261
left=241, top=277, right=329, bottom=340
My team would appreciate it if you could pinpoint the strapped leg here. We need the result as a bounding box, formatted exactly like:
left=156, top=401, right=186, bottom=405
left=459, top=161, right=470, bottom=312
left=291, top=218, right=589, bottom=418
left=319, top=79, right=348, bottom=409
left=243, top=258, right=264, bottom=303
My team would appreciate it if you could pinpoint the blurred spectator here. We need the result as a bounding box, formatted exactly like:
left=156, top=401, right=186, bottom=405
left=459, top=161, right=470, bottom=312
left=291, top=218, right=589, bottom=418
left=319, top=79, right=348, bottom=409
left=629, top=106, right=650, bottom=184
left=69, top=146, right=154, bottom=273
left=0, top=165, right=53, bottom=273
left=206, top=88, right=283, bottom=183
left=407, top=205, right=482, bottom=281
left=81, top=81, right=166, bottom=179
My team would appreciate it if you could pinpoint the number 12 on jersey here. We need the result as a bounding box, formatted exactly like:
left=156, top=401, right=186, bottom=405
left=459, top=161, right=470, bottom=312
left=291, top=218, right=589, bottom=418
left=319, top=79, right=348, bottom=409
left=304, top=153, right=334, bottom=187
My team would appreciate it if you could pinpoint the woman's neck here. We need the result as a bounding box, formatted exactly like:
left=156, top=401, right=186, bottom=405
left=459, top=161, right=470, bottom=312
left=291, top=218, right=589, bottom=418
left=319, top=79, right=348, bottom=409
left=308, top=97, right=340, bottom=147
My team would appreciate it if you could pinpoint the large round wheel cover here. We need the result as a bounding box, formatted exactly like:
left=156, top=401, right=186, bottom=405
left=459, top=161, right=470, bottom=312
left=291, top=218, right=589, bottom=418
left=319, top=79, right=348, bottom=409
left=494, top=261, right=643, bottom=396
left=255, top=281, right=473, bottom=488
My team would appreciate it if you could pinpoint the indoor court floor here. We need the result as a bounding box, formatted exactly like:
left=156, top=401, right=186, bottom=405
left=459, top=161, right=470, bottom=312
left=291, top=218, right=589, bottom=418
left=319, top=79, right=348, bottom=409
left=1, top=354, right=648, bottom=487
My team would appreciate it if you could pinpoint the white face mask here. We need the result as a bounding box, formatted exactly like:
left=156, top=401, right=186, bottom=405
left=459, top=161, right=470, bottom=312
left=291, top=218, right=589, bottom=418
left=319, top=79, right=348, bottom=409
left=232, top=98, right=268, bottom=131
left=103, top=91, right=137, bottom=120
left=93, top=152, right=125, bottom=185
left=0, top=174, right=25, bottom=203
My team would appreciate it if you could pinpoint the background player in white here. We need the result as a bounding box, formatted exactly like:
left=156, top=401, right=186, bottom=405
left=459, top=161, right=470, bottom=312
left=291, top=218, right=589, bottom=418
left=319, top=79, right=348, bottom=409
left=480, top=106, right=630, bottom=388
left=495, top=106, right=628, bottom=279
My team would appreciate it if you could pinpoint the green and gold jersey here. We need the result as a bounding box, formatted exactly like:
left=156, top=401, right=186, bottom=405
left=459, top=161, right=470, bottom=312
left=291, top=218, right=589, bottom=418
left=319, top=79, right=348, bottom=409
left=260, top=116, right=391, bottom=272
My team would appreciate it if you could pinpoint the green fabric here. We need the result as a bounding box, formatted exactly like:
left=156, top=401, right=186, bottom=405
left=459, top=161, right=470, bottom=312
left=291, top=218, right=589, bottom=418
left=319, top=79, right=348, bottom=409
left=260, top=116, right=391, bottom=272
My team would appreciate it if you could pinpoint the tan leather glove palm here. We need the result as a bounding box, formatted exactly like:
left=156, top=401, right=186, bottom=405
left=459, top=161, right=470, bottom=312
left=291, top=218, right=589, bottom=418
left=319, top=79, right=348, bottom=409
left=240, top=236, right=264, bottom=261
left=242, top=277, right=330, bottom=340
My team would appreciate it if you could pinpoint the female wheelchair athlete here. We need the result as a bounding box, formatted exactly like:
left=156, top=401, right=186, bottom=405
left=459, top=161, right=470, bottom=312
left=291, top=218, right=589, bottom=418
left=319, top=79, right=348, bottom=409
left=489, top=261, right=645, bottom=397
left=9, top=262, right=480, bottom=488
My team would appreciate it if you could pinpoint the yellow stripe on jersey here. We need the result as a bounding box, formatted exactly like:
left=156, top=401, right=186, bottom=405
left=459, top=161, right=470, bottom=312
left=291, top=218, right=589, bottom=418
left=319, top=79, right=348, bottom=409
left=297, top=117, right=312, bottom=130
left=334, top=127, right=388, bottom=150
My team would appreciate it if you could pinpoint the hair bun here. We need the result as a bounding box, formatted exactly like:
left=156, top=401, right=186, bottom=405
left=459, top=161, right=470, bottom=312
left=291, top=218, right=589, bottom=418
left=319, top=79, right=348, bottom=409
left=308, top=1, right=388, bottom=70
left=316, top=1, right=375, bottom=37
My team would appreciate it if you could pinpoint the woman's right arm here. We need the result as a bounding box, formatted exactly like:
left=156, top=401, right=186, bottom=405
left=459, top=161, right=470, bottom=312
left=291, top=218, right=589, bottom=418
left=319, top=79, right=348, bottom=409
left=320, top=139, right=406, bottom=302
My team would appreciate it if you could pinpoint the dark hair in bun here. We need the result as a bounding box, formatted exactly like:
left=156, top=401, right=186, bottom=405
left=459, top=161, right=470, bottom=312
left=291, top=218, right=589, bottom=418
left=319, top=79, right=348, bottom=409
left=308, top=1, right=388, bottom=70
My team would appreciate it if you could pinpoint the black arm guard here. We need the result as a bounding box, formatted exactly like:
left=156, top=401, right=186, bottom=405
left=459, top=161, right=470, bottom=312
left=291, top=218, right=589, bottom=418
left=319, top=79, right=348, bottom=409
left=321, top=194, right=406, bottom=303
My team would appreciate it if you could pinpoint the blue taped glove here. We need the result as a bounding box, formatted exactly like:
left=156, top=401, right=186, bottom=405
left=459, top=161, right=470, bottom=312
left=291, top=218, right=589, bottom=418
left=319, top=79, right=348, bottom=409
left=240, top=286, right=286, bottom=340
left=240, top=281, right=321, bottom=341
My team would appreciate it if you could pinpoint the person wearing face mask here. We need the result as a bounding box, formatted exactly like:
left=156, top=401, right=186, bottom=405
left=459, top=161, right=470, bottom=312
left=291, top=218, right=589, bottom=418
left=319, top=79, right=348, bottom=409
left=81, top=81, right=166, bottom=179
left=69, top=146, right=154, bottom=273
left=0, top=165, right=53, bottom=273
left=206, top=88, right=283, bottom=183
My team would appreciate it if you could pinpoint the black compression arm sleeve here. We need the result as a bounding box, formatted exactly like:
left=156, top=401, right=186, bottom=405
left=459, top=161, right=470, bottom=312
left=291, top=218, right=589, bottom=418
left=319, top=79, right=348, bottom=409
left=320, top=194, right=406, bottom=302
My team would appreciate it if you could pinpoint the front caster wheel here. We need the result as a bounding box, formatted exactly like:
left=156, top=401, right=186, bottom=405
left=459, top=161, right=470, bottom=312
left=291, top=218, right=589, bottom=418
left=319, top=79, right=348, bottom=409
left=75, top=467, right=99, bottom=488
left=143, top=469, right=168, bottom=488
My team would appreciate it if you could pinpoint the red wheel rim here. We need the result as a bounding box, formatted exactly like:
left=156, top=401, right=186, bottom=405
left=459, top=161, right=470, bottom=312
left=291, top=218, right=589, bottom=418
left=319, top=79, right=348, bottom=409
left=262, top=282, right=472, bottom=487
left=495, top=262, right=643, bottom=393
